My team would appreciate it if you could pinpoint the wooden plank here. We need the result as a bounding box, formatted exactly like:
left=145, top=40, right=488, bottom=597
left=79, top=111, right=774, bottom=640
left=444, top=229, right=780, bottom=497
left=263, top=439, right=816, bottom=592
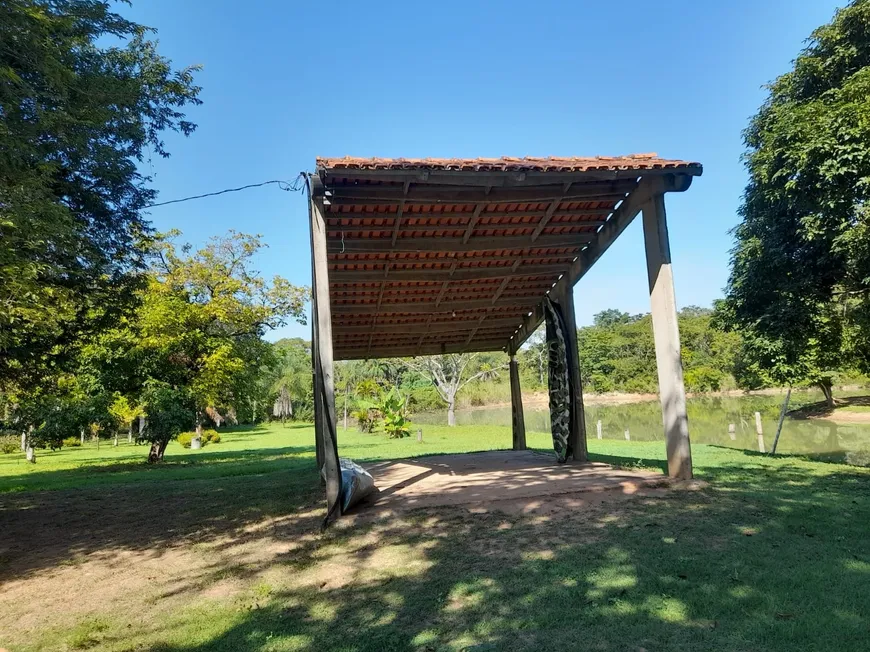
left=325, top=180, right=637, bottom=203
left=310, top=196, right=343, bottom=523
left=327, top=191, right=630, bottom=207
left=319, top=167, right=702, bottom=187
left=330, top=317, right=521, bottom=333
left=508, top=175, right=694, bottom=350
left=461, top=204, right=486, bottom=244
left=326, top=234, right=594, bottom=254
left=326, top=209, right=612, bottom=222
left=335, top=340, right=508, bottom=360
left=331, top=297, right=540, bottom=314
left=642, top=191, right=692, bottom=480
left=509, top=349, right=527, bottom=450
left=329, top=263, right=571, bottom=282
left=327, top=218, right=608, bottom=234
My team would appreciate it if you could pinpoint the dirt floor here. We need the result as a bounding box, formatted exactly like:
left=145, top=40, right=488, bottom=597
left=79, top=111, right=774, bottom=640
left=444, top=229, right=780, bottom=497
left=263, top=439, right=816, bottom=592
left=361, top=450, right=669, bottom=511
left=0, top=453, right=677, bottom=651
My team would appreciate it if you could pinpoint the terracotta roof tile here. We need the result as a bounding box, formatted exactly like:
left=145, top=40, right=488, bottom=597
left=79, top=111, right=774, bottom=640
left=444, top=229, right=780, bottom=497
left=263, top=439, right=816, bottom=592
left=317, top=154, right=701, bottom=173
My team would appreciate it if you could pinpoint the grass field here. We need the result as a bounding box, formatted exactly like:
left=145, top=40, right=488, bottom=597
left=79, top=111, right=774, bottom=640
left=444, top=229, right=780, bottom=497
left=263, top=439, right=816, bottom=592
left=1, top=422, right=869, bottom=651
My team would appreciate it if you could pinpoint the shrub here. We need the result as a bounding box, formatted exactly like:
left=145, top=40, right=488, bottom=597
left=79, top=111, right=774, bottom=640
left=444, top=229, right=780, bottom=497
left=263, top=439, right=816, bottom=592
left=381, top=388, right=411, bottom=438
left=177, top=432, right=195, bottom=448
left=209, top=432, right=221, bottom=444
left=62, top=437, right=82, bottom=448
left=202, top=429, right=220, bottom=443
left=0, top=435, right=20, bottom=454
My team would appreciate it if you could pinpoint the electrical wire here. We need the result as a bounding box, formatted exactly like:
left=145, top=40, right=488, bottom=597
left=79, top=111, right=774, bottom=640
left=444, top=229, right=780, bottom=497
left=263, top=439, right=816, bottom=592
left=145, top=173, right=306, bottom=208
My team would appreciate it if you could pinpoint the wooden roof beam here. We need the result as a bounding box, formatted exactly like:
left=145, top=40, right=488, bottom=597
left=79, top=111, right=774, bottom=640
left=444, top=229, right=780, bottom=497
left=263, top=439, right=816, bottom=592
left=319, top=168, right=702, bottom=188
left=332, top=297, right=539, bottom=314
left=326, top=234, right=594, bottom=254
left=507, top=174, right=695, bottom=350
left=328, top=264, right=571, bottom=283
left=325, top=209, right=613, bottom=222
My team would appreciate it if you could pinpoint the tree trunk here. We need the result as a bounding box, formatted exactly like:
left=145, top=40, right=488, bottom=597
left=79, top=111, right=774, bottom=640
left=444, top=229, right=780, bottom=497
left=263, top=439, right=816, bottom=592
left=113, top=433, right=118, bottom=447
left=252, top=400, right=257, bottom=424
left=139, top=415, right=146, bottom=442
left=344, top=383, right=349, bottom=430
left=20, top=431, right=26, bottom=451
left=147, top=438, right=170, bottom=463
left=447, top=396, right=456, bottom=426
left=128, top=422, right=133, bottom=444
left=818, top=381, right=834, bottom=408
left=80, top=428, right=85, bottom=446
left=195, top=409, right=203, bottom=437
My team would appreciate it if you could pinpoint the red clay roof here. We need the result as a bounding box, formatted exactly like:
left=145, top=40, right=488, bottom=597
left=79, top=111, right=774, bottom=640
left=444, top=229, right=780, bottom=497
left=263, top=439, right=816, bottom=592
left=317, top=154, right=701, bottom=173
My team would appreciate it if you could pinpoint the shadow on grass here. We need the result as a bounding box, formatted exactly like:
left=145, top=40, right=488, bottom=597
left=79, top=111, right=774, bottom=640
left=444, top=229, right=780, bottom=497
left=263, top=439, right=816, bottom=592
left=133, top=459, right=870, bottom=652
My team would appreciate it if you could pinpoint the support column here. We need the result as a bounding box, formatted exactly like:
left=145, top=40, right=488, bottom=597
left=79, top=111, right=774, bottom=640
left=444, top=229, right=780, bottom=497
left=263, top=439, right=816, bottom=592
left=509, top=348, right=526, bottom=451
left=310, top=193, right=343, bottom=522
left=557, top=286, right=588, bottom=462
left=642, top=192, right=693, bottom=480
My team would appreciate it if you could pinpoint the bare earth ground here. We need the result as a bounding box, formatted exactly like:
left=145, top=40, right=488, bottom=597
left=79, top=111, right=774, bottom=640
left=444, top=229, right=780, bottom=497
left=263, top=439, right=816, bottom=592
left=0, top=459, right=679, bottom=651
left=790, top=394, right=870, bottom=424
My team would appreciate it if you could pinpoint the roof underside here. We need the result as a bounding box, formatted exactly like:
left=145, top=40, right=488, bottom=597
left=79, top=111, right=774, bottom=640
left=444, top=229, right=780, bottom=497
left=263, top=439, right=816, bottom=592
left=313, top=155, right=702, bottom=361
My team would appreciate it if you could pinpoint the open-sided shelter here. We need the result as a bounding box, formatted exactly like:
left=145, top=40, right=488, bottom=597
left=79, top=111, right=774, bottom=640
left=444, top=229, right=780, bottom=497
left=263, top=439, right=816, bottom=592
left=307, top=155, right=703, bottom=522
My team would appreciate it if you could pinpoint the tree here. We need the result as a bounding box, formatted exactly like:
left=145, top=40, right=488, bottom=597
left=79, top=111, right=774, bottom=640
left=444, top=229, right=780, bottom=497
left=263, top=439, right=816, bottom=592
left=0, top=0, right=201, bottom=395
left=108, top=394, right=144, bottom=445
left=135, top=231, right=308, bottom=458
left=408, top=354, right=506, bottom=426
left=723, top=0, right=870, bottom=406
left=141, top=382, right=193, bottom=463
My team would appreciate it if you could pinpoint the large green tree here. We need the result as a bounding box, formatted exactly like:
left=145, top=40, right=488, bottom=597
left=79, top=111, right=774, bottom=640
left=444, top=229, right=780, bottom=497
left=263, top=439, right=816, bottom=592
left=0, top=0, right=201, bottom=393
left=138, top=231, right=308, bottom=461
left=723, top=1, right=870, bottom=405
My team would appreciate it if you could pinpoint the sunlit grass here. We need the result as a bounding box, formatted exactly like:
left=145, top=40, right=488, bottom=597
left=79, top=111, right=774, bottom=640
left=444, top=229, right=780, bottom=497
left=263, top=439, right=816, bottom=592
left=2, top=421, right=869, bottom=651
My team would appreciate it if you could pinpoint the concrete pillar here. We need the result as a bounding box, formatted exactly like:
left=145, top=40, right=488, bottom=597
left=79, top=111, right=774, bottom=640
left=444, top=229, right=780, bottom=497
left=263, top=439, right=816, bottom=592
left=642, top=193, right=693, bottom=480
left=509, top=353, right=526, bottom=450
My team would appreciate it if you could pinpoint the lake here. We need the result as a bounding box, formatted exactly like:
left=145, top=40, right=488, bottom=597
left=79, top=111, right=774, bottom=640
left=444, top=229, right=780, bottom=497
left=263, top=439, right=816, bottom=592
left=412, top=390, right=870, bottom=465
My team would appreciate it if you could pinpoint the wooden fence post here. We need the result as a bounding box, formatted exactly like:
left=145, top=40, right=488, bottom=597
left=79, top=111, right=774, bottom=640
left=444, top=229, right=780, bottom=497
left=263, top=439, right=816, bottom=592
left=754, top=412, right=765, bottom=453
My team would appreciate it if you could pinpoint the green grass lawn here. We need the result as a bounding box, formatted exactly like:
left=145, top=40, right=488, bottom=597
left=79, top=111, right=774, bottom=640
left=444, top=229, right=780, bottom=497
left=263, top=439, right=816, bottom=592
left=1, top=422, right=869, bottom=651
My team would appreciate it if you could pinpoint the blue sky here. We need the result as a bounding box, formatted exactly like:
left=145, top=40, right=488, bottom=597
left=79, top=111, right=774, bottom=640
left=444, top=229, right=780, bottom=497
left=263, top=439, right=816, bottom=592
left=128, top=0, right=844, bottom=341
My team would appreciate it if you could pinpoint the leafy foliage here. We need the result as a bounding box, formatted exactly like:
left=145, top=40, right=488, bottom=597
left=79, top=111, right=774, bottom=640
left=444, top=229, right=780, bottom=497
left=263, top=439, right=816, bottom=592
left=723, top=0, right=870, bottom=400
left=380, top=388, right=411, bottom=439
left=0, top=0, right=201, bottom=394
left=0, top=435, right=19, bottom=454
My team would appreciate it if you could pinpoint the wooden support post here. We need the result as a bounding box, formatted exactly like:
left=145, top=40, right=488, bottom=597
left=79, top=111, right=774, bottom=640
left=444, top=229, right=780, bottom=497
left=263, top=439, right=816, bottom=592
left=509, top=350, right=527, bottom=451
left=556, top=285, right=588, bottom=462
left=642, top=192, right=693, bottom=480
left=770, top=388, right=791, bottom=455
left=310, top=193, right=342, bottom=523
left=755, top=412, right=766, bottom=453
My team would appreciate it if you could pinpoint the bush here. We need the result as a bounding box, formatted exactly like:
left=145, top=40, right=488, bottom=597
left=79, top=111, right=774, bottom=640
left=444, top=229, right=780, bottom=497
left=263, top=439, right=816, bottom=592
left=62, top=436, right=82, bottom=448
left=1, top=434, right=20, bottom=454
left=178, top=430, right=220, bottom=448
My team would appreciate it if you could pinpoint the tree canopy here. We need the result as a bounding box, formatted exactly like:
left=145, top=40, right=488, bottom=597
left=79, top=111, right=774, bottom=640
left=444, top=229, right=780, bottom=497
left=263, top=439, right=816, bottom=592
left=723, top=0, right=870, bottom=402
left=0, top=0, right=202, bottom=394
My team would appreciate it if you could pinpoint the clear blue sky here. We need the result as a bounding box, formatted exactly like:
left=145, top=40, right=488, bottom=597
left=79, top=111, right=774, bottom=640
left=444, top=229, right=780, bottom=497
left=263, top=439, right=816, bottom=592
left=129, top=0, right=844, bottom=342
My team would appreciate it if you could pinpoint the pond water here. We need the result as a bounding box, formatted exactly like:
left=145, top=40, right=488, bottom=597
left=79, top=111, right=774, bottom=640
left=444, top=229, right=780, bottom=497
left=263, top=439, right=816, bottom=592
left=412, top=390, right=870, bottom=465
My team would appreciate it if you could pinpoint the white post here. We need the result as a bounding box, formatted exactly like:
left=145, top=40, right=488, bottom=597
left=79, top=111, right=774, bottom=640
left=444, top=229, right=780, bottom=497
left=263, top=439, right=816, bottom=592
left=597, top=420, right=602, bottom=440
left=755, top=412, right=765, bottom=453
left=642, top=192, right=692, bottom=480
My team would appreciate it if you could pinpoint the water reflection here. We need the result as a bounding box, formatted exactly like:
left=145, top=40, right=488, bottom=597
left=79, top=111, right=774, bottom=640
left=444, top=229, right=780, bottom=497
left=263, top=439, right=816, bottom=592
left=412, top=391, right=870, bottom=464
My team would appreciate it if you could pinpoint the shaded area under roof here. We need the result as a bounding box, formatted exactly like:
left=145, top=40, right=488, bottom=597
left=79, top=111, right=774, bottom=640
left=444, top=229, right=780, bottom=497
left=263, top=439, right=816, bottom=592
left=312, top=155, right=702, bottom=360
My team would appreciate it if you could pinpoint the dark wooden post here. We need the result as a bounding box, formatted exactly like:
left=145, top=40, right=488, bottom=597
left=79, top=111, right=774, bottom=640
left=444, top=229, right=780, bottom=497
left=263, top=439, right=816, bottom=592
left=556, top=285, right=588, bottom=462
left=642, top=191, right=693, bottom=480
left=509, top=346, right=526, bottom=451
left=309, top=192, right=342, bottom=521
